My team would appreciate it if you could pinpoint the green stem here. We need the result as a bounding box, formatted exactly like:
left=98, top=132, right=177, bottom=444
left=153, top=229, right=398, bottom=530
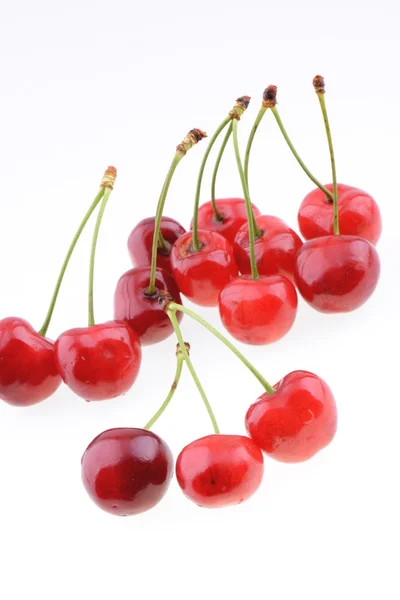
left=167, top=310, right=220, bottom=434
left=244, top=106, right=267, bottom=185
left=192, top=116, right=231, bottom=250
left=88, top=187, right=113, bottom=326
left=316, top=94, right=339, bottom=234
left=210, top=123, right=233, bottom=221
left=271, top=106, right=335, bottom=202
left=232, top=119, right=260, bottom=280
left=38, top=188, right=105, bottom=336
left=143, top=353, right=184, bottom=430
left=168, top=302, right=276, bottom=395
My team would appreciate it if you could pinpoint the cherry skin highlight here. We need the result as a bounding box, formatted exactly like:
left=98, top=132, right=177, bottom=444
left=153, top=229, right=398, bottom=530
left=81, top=428, right=173, bottom=516
left=298, top=183, right=382, bottom=245
left=128, top=216, right=186, bottom=275
left=218, top=275, right=298, bottom=345
left=294, top=235, right=380, bottom=313
left=114, top=266, right=183, bottom=345
left=246, top=370, right=337, bottom=463
left=0, top=317, right=61, bottom=407
left=192, top=198, right=261, bottom=245
left=54, top=320, right=141, bottom=401
left=233, top=215, right=303, bottom=282
left=176, top=434, right=264, bottom=508
left=171, top=230, right=238, bottom=307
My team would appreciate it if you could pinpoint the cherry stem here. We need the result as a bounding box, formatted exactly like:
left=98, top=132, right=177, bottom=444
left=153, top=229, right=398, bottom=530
left=244, top=106, right=267, bottom=185
left=143, top=346, right=185, bottom=430
left=210, top=123, right=233, bottom=221
left=167, top=309, right=220, bottom=434
left=232, top=119, right=260, bottom=280
left=168, top=302, right=276, bottom=395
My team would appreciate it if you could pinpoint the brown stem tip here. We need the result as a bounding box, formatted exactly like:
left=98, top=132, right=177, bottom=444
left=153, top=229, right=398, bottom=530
left=101, top=166, right=117, bottom=189
left=158, top=289, right=174, bottom=310
left=262, top=85, right=277, bottom=108
left=313, top=75, right=325, bottom=94
left=176, top=342, right=190, bottom=357
left=229, top=96, right=251, bottom=120
left=176, top=128, right=207, bottom=154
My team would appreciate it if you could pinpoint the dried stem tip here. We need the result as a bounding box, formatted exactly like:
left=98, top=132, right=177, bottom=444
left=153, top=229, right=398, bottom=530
left=100, top=166, right=117, bottom=189
left=229, top=96, right=251, bottom=120
left=158, top=289, right=174, bottom=310
left=177, top=128, right=207, bottom=154
left=313, top=75, right=325, bottom=94
left=176, top=342, right=190, bottom=357
left=262, top=85, right=277, bottom=108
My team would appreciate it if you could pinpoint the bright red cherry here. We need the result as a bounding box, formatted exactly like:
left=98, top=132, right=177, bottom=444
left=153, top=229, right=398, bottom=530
left=294, top=235, right=380, bottom=313
left=114, top=266, right=183, bottom=345
left=0, top=317, right=61, bottom=407
left=176, top=434, right=264, bottom=508
left=54, top=320, right=141, bottom=401
left=170, top=230, right=238, bottom=307
left=128, top=216, right=186, bottom=275
left=298, top=183, right=382, bottom=245
left=233, top=215, right=303, bottom=281
left=82, top=428, right=173, bottom=516
left=192, top=198, right=261, bottom=245
left=218, top=275, right=298, bottom=345
left=246, top=370, right=337, bottom=463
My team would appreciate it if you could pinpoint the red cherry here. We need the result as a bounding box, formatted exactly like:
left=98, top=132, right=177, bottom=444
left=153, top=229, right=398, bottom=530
left=176, top=434, right=264, bottom=508
left=82, top=428, right=173, bottom=516
left=218, top=275, right=298, bottom=345
left=298, top=183, right=382, bottom=245
left=294, top=235, right=380, bottom=313
left=246, top=370, right=337, bottom=463
left=54, top=320, right=141, bottom=401
left=233, top=215, right=303, bottom=281
left=127, top=216, right=186, bottom=275
left=114, top=266, right=183, bottom=345
left=192, top=198, right=261, bottom=245
left=0, top=317, right=61, bottom=407
left=170, top=230, right=238, bottom=307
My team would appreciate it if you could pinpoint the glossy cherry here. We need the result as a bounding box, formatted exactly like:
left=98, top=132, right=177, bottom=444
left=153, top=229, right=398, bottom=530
left=294, top=235, right=380, bottom=313
left=192, top=198, right=261, bottom=245
left=176, top=434, right=264, bottom=508
left=246, top=370, right=337, bottom=463
left=170, top=230, right=238, bottom=307
left=82, top=428, right=173, bottom=516
left=128, top=216, right=186, bottom=275
left=114, top=266, right=183, bottom=345
left=218, top=275, right=298, bottom=345
left=298, top=183, right=382, bottom=246
left=55, top=320, right=141, bottom=401
left=0, top=317, right=61, bottom=407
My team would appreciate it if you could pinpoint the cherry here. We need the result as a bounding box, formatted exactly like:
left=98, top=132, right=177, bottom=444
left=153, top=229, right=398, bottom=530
left=294, top=235, right=380, bottom=313
left=193, top=198, right=261, bottom=245
left=128, top=216, right=186, bottom=275
left=170, top=230, right=238, bottom=307
left=233, top=215, right=303, bottom=281
left=298, top=183, right=382, bottom=245
left=218, top=274, right=298, bottom=345
left=81, top=428, right=173, bottom=516
left=246, top=370, right=337, bottom=463
left=176, top=434, right=264, bottom=508
left=0, top=317, right=61, bottom=407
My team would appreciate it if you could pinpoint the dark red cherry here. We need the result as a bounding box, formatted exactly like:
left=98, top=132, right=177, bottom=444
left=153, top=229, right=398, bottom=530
left=218, top=275, right=298, bottom=345
left=0, top=317, right=61, bottom=407
left=294, top=235, right=380, bottom=313
left=192, top=198, right=261, bottom=245
left=298, top=183, right=382, bottom=245
left=114, top=266, right=183, bottom=345
left=176, top=434, right=264, bottom=508
left=54, top=320, right=141, bottom=401
left=82, top=428, right=173, bottom=516
left=246, top=370, right=337, bottom=463
left=170, top=230, right=238, bottom=307
left=233, top=215, right=303, bottom=281
left=128, top=216, right=186, bottom=275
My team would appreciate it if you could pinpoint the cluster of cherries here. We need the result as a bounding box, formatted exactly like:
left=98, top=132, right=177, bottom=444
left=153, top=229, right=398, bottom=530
left=0, top=76, right=381, bottom=516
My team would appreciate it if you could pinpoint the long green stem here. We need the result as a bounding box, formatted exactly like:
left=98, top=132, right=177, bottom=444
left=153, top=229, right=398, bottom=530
left=143, top=352, right=184, bottom=430
left=232, top=119, right=259, bottom=280
left=168, top=302, right=276, bottom=395
left=316, top=93, right=339, bottom=234
left=210, top=123, right=233, bottom=221
left=167, top=310, right=220, bottom=434
left=244, top=106, right=267, bottom=185
left=38, top=188, right=105, bottom=336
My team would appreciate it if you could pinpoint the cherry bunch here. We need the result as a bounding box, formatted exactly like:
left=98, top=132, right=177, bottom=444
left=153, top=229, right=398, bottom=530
left=0, top=76, right=381, bottom=515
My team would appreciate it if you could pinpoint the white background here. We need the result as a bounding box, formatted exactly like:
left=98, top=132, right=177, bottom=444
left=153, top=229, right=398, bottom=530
left=0, top=1, right=399, bottom=598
